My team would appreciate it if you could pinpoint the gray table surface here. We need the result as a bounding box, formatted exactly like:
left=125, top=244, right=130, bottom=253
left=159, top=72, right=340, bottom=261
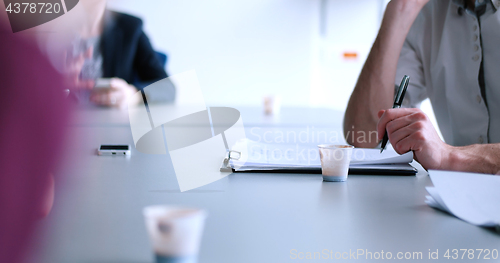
left=36, top=106, right=499, bottom=263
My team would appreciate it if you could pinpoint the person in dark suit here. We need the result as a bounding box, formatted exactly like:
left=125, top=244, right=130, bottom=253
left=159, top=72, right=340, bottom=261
left=80, top=0, right=175, bottom=107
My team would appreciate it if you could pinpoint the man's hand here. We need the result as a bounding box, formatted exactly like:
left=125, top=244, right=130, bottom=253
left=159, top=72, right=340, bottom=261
left=90, top=78, right=140, bottom=108
left=377, top=108, right=451, bottom=170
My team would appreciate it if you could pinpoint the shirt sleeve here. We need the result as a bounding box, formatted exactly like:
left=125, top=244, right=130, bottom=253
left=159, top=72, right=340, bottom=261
left=395, top=37, right=428, bottom=108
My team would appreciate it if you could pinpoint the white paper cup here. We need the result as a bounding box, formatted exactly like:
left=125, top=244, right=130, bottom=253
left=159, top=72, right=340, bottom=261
left=143, top=206, right=207, bottom=263
left=263, top=95, right=281, bottom=115
left=318, top=145, right=354, bottom=182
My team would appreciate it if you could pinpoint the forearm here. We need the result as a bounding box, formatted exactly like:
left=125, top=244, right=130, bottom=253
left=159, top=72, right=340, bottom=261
left=444, top=144, right=500, bottom=174
left=344, top=1, right=426, bottom=147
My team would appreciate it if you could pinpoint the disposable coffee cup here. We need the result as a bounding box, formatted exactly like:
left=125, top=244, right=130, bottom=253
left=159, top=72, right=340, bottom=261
left=263, top=95, right=281, bottom=115
left=143, top=206, right=207, bottom=263
left=318, top=145, right=354, bottom=182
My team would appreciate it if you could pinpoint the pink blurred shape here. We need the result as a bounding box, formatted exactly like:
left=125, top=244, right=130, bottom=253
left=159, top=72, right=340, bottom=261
left=0, top=23, right=70, bottom=263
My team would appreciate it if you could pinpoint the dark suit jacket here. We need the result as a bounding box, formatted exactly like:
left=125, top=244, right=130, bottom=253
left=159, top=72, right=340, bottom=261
left=101, top=11, right=175, bottom=102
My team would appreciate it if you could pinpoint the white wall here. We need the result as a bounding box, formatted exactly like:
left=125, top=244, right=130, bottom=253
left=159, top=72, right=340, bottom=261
left=106, top=0, right=388, bottom=108
left=310, top=0, right=385, bottom=111
left=106, top=0, right=440, bottom=137
left=107, top=0, right=317, bottom=108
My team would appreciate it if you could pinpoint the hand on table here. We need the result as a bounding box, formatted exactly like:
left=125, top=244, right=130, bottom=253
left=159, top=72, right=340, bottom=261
left=377, top=108, right=452, bottom=170
left=90, top=78, right=140, bottom=108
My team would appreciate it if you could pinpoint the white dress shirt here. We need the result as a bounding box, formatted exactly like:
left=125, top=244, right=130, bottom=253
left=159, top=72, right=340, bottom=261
left=396, top=0, right=500, bottom=146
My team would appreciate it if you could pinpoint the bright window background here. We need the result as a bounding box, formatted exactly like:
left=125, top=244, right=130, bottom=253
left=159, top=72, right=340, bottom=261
left=108, top=0, right=440, bottom=136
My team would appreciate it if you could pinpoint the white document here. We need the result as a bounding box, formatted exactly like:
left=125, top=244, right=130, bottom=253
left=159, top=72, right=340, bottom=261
left=426, top=170, right=500, bottom=230
left=425, top=187, right=451, bottom=213
left=230, top=139, right=413, bottom=171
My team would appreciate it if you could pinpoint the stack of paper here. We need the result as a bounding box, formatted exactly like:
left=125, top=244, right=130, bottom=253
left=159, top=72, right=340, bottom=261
left=229, top=139, right=414, bottom=172
left=426, top=170, right=500, bottom=231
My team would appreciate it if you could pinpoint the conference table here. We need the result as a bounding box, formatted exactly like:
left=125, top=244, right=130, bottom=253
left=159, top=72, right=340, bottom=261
left=37, top=105, right=499, bottom=263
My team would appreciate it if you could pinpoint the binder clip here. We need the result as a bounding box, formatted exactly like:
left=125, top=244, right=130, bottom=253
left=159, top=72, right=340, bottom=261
left=220, top=150, right=241, bottom=172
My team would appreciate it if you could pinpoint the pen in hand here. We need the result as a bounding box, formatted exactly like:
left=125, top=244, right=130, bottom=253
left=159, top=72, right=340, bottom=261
left=380, top=75, right=410, bottom=153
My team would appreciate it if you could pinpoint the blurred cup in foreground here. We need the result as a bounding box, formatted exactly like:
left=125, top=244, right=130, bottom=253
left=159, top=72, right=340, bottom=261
left=318, top=145, right=354, bottom=182
left=143, top=206, right=207, bottom=263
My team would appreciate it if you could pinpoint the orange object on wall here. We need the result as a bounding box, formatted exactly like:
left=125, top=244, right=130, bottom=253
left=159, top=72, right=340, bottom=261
left=343, top=52, right=358, bottom=60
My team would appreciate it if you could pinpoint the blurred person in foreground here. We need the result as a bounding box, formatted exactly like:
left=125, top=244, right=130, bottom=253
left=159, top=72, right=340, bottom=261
left=76, top=0, right=175, bottom=108
left=0, top=21, right=71, bottom=263
left=344, top=0, right=500, bottom=175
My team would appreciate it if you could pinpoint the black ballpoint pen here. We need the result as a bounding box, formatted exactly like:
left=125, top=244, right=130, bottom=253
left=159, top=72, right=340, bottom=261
left=380, top=75, right=410, bottom=153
